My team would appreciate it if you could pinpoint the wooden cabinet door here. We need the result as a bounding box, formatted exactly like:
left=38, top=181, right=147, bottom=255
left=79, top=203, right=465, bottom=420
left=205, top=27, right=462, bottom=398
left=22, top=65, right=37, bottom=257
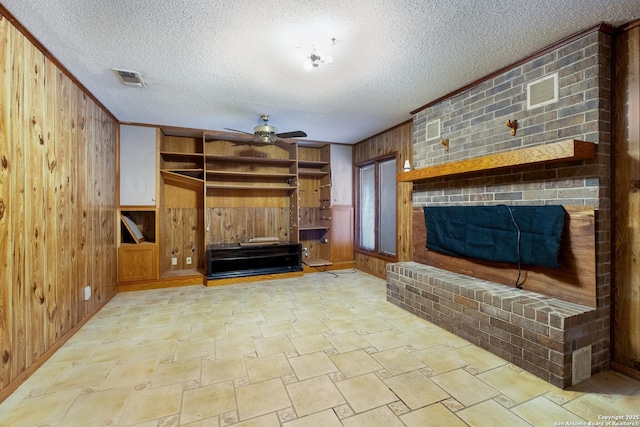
left=331, top=205, right=354, bottom=262
left=118, top=244, right=159, bottom=282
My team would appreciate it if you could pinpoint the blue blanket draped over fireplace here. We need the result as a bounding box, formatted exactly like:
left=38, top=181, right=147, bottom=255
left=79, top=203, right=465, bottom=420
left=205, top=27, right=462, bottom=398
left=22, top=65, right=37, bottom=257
left=423, top=205, right=566, bottom=268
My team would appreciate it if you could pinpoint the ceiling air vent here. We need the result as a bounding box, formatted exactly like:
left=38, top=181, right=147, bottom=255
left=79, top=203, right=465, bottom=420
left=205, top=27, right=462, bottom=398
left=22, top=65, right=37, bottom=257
left=113, top=68, right=145, bottom=87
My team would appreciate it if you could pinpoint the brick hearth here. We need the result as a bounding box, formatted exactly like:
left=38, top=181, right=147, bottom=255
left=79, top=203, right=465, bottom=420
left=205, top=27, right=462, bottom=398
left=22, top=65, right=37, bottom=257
left=387, top=262, right=604, bottom=389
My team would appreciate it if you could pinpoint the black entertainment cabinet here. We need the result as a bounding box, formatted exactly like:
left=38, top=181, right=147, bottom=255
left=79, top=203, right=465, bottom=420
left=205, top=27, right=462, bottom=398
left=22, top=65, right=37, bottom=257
left=206, top=242, right=303, bottom=280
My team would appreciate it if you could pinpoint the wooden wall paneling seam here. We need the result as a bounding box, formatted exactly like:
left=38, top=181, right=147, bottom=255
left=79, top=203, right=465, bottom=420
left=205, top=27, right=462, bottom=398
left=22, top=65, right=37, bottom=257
left=99, top=107, right=114, bottom=300
left=109, top=120, right=118, bottom=292
left=10, top=22, right=27, bottom=380
left=24, top=33, right=46, bottom=366
left=56, top=68, right=72, bottom=337
left=92, top=105, right=101, bottom=298
left=44, top=54, right=58, bottom=351
left=76, top=91, right=88, bottom=317
left=0, top=14, right=13, bottom=389
left=69, top=78, right=79, bottom=325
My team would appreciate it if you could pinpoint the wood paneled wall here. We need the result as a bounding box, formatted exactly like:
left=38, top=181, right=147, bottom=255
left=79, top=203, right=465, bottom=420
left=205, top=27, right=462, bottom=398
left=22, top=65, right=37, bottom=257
left=205, top=207, right=292, bottom=244
left=0, top=14, right=118, bottom=399
left=161, top=207, right=204, bottom=271
left=353, top=121, right=413, bottom=277
left=613, top=22, right=640, bottom=376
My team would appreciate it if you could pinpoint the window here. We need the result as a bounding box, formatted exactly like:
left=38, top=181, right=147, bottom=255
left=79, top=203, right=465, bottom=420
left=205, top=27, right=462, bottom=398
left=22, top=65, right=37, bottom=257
left=357, top=156, right=397, bottom=257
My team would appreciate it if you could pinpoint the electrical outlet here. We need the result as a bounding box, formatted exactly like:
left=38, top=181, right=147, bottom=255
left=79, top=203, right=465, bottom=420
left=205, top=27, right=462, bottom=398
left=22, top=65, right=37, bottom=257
left=84, top=286, right=91, bottom=301
left=171, top=257, right=178, bottom=266
left=186, top=257, right=192, bottom=265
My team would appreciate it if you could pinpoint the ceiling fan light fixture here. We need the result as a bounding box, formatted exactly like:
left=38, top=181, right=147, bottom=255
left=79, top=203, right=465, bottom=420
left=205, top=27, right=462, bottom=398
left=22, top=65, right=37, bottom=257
left=222, top=115, right=306, bottom=144
left=254, top=115, right=277, bottom=143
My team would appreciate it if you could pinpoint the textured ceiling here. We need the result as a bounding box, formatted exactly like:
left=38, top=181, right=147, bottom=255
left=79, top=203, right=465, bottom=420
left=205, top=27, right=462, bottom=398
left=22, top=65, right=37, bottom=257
left=2, top=0, right=639, bottom=143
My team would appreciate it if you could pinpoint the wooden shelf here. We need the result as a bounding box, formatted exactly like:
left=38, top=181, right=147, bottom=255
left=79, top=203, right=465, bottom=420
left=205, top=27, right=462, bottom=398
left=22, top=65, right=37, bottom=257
left=206, top=170, right=297, bottom=179
left=398, top=139, right=596, bottom=182
left=298, top=160, right=329, bottom=169
left=160, top=151, right=203, bottom=160
left=299, top=226, right=330, bottom=231
left=299, top=169, right=330, bottom=177
left=207, top=154, right=296, bottom=166
left=303, top=257, right=332, bottom=267
left=161, top=170, right=204, bottom=192
left=206, top=184, right=297, bottom=191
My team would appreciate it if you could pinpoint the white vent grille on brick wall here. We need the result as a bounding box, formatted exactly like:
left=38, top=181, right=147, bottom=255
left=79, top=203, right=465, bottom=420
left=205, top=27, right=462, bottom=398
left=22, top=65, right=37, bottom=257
left=426, top=119, right=440, bottom=141
left=527, top=72, right=558, bottom=110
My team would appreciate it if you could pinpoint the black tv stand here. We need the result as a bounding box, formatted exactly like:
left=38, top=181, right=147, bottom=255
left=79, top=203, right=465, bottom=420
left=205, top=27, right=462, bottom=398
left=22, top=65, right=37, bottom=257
left=206, top=242, right=303, bottom=280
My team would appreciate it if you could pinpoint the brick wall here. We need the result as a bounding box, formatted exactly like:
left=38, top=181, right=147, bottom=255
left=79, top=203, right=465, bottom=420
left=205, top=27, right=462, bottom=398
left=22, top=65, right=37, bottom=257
left=409, top=29, right=612, bottom=376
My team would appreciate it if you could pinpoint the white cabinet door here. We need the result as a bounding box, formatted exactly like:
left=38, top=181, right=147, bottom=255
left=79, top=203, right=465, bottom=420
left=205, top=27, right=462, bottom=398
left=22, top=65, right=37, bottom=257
left=120, top=125, right=157, bottom=206
left=330, top=144, right=353, bottom=205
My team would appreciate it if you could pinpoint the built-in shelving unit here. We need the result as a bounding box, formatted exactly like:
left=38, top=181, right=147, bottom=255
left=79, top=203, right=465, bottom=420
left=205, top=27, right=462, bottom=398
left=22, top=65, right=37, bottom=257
left=298, top=145, right=332, bottom=268
left=399, top=139, right=596, bottom=182
left=122, top=127, right=348, bottom=286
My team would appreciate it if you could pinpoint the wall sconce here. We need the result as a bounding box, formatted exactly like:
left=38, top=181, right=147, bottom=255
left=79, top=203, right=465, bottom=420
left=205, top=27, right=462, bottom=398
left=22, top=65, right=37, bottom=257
left=506, top=119, right=518, bottom=136
left=440, top=138, right=450, bottom=151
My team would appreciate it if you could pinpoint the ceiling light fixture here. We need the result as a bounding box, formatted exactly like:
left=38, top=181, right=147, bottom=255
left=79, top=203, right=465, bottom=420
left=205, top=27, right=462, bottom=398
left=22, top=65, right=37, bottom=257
left=254, top=115, right=278, bottom=143
left=303, top=38, right=335, bottom=70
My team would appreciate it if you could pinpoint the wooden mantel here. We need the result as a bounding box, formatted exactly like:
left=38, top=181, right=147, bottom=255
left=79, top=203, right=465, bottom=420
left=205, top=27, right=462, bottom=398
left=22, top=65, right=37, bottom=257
left=398, top=139, right=596, bottom=182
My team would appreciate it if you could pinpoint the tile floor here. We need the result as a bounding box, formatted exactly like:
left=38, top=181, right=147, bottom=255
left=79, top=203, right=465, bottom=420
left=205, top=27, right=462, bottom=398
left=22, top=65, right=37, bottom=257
left=1, top=269, right=639, bottom=426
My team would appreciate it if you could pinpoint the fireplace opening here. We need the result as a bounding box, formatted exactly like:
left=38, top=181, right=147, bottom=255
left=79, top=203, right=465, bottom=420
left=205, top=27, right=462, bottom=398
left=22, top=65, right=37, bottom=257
left=424, top=205, right=566, bottom=287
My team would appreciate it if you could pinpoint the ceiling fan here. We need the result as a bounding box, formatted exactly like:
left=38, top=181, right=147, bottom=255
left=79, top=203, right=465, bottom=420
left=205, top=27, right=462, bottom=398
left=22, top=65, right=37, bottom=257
left=210, top=114, right=307, bottom=145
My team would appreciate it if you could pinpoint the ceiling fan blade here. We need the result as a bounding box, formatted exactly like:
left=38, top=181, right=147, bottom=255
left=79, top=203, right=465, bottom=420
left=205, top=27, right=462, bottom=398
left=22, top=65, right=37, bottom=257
left=276, top=131, right=307, bottom=139
left=223, top=127, right=254, bottom=135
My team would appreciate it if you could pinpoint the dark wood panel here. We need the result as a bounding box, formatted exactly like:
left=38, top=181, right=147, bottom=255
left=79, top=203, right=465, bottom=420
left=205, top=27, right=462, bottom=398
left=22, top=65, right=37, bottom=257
left=331, top=205, right=354, bottom=262
left=613, top=25, right=640, bottom=372
left=412, top=206, right=597, bottom=307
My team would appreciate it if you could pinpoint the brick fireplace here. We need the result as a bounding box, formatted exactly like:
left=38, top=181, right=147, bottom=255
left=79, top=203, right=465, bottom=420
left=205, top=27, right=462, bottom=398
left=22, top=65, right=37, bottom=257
left=387, top=27, right=612, bottom=388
